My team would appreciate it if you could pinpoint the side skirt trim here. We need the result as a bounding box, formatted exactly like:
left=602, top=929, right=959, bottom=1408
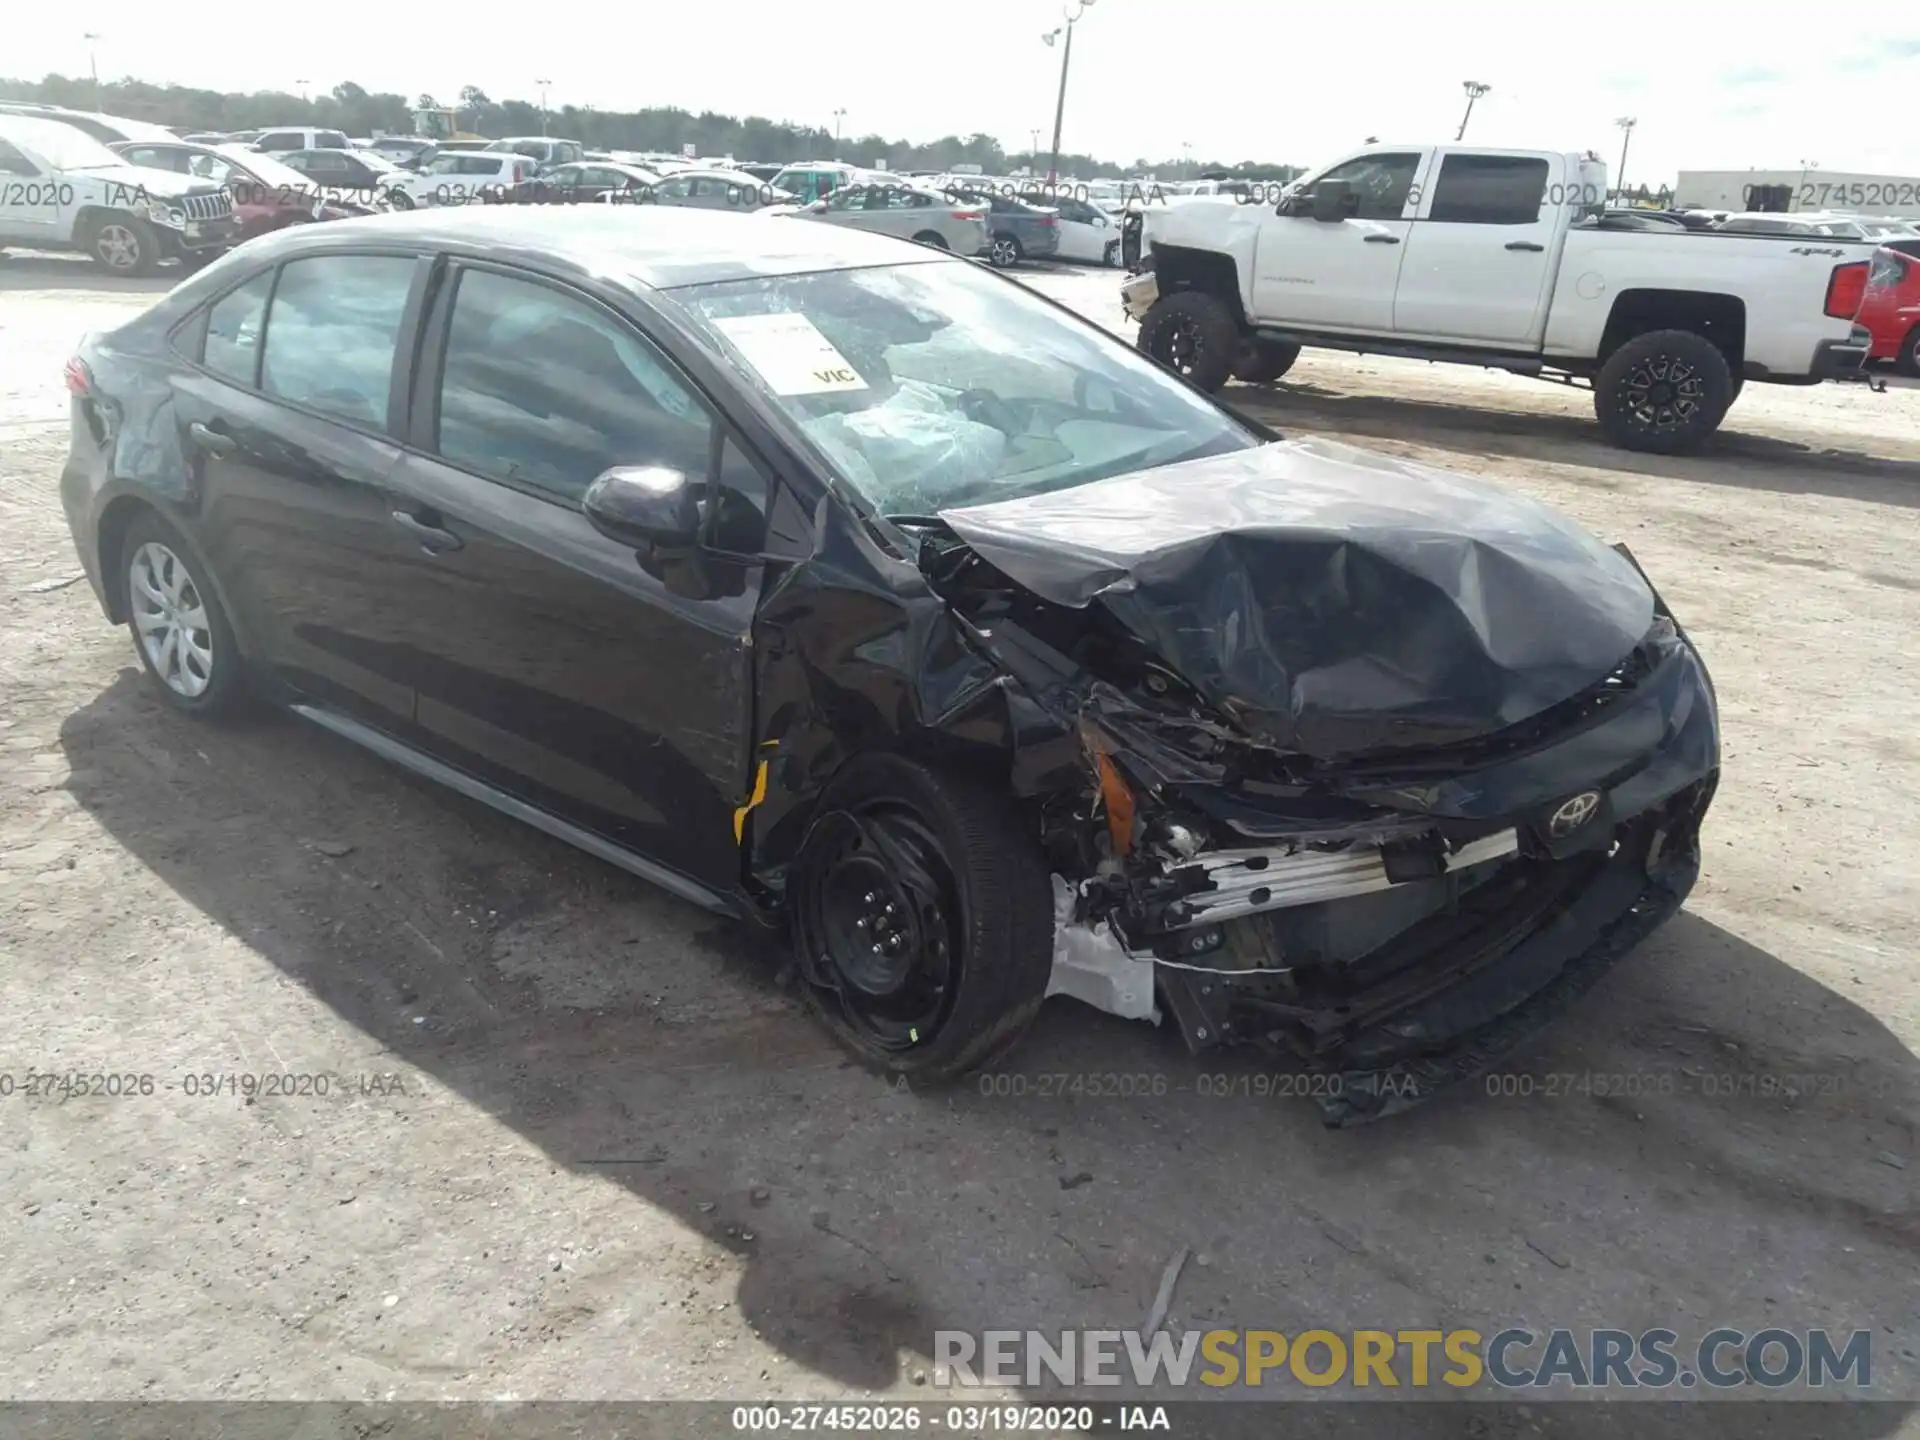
left=290, top=703, right=742, bottom=918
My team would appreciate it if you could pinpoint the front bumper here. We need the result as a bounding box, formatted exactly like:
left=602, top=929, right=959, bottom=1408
left=160, top=214, right=240, bottom=255
left=1120, top=270, right=1158, bottom=322
left=1086, top=631, right=1721, bottom=1124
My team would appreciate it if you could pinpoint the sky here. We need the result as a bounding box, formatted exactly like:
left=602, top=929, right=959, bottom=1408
left=11, top=2, right=1920, bottom=182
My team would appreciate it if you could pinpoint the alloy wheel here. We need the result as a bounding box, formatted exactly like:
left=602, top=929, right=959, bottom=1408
left=129, top=542, right=215, bottom=698
left=991, top=237, right=1018, bottom=267
left=97, top=224, right=141, bottom=272
left=1618, top=353, right=1704, bottom=433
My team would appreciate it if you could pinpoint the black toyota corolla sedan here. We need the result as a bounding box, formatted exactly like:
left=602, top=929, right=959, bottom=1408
left=59, top=208, right=1719, bottom=1123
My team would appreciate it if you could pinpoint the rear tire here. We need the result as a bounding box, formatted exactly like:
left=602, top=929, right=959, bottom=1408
left=1593, top=329, right=1732, bottom=454
left=1898, top=328, right=1920, bottom=378
left=1232, top=338, right=1301, bottom=384
left=988, top=233, right=1023, bottom=268
left=1137, top=290, right=1242, bottom=392
left=119, top=512, right=247, bottom=719
left=912, top=230, right=950, bottom=250
left=790, top=753, right=1054, bottom=1085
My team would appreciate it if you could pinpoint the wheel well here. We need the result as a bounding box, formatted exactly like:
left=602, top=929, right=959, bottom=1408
left=1146, top=245, right=1248, bottom=327
left=95, top=495, right=158, bottom=624
left=1600, top=290, right=1746, bottom=371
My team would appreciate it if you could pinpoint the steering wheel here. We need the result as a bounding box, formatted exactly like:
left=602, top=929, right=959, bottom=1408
left=957, top=388, right=1023, bottom=435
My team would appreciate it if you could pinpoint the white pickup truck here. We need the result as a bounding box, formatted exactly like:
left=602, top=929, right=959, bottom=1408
left=0, top=114, right=240, bottom=276
left=1120, top=144, right=1877, bottom=452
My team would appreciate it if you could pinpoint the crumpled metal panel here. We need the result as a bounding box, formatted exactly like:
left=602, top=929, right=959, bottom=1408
left=940, top=436, right=1656, bottom=761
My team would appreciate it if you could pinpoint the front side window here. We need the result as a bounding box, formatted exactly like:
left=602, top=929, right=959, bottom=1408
left=261, top=255, right=415, bottom=427
left=1427, top=154, right=1549, bottom=225
left=435, top=269, right=714, bottom=502
left=203, top=270, right=276, bottom=385
left=1314, top=152, right=1422, bottom=221
left=0, top=140, right=36, bottom=176
left=670, top=259, right=1258, bottom=515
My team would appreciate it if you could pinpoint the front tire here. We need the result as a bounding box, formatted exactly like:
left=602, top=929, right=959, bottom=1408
left=385, top=188, right=416, bottom=211
left=121, top=512, right=246, bottom=718
left=1593, top=329, right=1733, bottom=454
left=1898, top=328, right=1920, bottom=378
left=1232, top=338, right=1301, bottom=384
left=1137, top=290, right=1242, bottom=392
left=85, top=214, right=161, bottom=277
left=790, top=753, right=1054, bottom=1084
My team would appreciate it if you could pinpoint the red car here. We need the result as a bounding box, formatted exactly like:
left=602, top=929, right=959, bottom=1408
left=1858, top=246, right=1920, bottom=373
left=108, top=139, right=370, bottom=244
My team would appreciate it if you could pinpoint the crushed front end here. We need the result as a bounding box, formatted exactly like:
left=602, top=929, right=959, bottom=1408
left=923, top=438, right=1722, bottom=1124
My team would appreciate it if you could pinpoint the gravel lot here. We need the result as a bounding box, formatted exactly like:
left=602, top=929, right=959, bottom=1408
left=1, top=251, right=1915, bottom=1436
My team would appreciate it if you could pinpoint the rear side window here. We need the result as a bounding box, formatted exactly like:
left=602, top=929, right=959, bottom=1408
left=203, top=270, right=276, bottom=385
left=261, top=255, right=415, bottom=427
left=434, top=268, right=713, bottom=503
left=1428, top=155, right=1550, bottom=225
left=317, top=130, right=349, bottom=149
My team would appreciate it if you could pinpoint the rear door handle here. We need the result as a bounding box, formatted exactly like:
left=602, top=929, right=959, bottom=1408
left=391, top=508, right=463, bottom=554
left=1364, top=234, right=1401, bottom=244
left=1506, top=241, right=1545, bottom=251
left=187, top=420, right=236, bottom=456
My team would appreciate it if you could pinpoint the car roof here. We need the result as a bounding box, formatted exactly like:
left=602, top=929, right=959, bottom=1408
left=233, top=204, right=951, bottom=288
left=0, top=113, right=126, bottom=148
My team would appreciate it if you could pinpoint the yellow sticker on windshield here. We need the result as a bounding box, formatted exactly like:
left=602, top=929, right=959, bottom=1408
left=713, top=313, right=869, bottom=396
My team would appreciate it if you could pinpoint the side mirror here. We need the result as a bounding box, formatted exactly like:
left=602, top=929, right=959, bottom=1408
left=583, top=466, right=701, bottom=552
left=1310, top=179, right=1355, bottom=223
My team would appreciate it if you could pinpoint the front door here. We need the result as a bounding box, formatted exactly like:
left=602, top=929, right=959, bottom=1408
left=1250, top=150, right=1427, bottom=332
left=1394, top=151, right=1559, bottom=345
left=377, top=262, right=765, bottom=893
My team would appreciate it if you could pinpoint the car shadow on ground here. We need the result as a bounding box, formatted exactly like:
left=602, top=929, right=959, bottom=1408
left=55, top=672, right=1920, bottom=1434
left=1231, top=383, right=1920, bottom=508
left=0, top=251, right=182, bottom=295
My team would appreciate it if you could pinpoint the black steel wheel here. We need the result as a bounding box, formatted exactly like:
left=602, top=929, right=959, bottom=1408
left=1593, top=328, right=1732, bottom=454
left=1136, top=290, right=1241, bottom=392
left=790, top=753, right=1053, bottom=1083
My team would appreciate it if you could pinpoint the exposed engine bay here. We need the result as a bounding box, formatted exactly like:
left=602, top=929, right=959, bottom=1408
left=901, top=437, right=1722, bottom=1124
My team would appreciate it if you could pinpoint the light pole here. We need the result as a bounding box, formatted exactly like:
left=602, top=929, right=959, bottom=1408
left=1615, top=117, right=1636, bottom=205
left=296, top=78, right=309, bottom=105
left=1797, top=158, right=1818, bottom=212
left=1041, top=0, right=1097, bottom=187
left=1456, top=80, right=1490, bottom=141
left=1030, top=128, right=1041, bottom=168
left=537, top=79, right=551, bottom=136
left=83, top=33, right=101, bottom=106
left=1181, top=140, right=1193, bottom=180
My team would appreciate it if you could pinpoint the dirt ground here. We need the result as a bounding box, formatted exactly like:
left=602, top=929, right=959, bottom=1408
left=0, top=251, right=1915, bottom=1434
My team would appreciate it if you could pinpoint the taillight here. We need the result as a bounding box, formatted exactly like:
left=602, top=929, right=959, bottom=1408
left=1825, top=260, right=1870, bottom=318
left=1039, top=215, right=1057, bottom=227
left=952, top=209, right=984, bottom=221
left=64, top=357, right=92, bottom=397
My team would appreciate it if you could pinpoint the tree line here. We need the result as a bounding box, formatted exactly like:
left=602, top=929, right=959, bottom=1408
left=0, top=73, right=1304, bottom=180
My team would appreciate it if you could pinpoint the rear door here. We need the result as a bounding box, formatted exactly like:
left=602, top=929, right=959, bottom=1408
left=376, top=261, right=768, bottom=892
left=167, top=251, right=426, bottom=731
left=1394, top=151, right=1560, bottom=345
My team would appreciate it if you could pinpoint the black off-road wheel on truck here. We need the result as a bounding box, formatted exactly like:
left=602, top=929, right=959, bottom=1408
left=790, top=753, right=1054, bottom=1086
left=1897, top=326, right=1920, bottom=377
left=1137, top=290, right=1241, bottom=392
left=1593, top=329, right=1733, bottom=454
left=1232, top=338, right=1301, bottom=384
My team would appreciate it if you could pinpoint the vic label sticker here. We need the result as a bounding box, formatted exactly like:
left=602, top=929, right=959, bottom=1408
left=712, top=313, right=868, bottom=395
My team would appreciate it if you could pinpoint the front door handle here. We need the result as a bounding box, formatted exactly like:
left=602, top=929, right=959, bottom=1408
left=1364, top=234, right=1401, bottom=244
left=391, top=509, right=463, bottom=554
left=1506, top=240, right=1545, bottom=252
left=187, top=420, right=236, bottom=456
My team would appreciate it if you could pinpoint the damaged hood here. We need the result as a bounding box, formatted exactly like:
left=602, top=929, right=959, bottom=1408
left=938, top=437, right=1656, bottom=760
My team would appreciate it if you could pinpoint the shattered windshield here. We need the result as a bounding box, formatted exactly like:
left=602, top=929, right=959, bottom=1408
left=669, top=260, right=1259, bottom=514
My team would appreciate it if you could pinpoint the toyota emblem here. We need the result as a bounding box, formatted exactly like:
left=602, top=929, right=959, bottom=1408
left=1549, top=791, right=1602, bottom=837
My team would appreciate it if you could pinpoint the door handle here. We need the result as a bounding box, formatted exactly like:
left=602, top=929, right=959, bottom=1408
left=391, top=508, right=463, bottom=554
left=1506, top=241, right=1545, bottom=252
left=187, top=420, right=236, bottom=457
left=1364, top=234, right=1401, bottom=244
